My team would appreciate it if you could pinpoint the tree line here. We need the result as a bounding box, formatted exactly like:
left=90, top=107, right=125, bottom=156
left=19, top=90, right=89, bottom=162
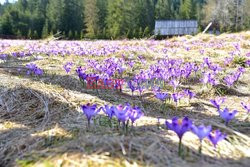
left=0, top=0, right=249, bottom=39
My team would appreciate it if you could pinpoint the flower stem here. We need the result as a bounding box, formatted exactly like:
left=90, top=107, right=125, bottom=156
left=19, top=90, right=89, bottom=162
left=109, top=119, right=112, bottom=128
left=199, top=140, right=202, bottom=155
left=178, top=138, right=182, bottom=157
left=87, top=120, right=90, bottom=131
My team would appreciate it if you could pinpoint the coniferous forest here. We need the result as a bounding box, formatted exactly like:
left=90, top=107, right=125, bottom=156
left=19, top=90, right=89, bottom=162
left=0, top=0, right=250, bottom=39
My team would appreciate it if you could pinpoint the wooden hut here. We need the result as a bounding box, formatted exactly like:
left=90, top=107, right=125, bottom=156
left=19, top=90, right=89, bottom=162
left=154, top=20, right=198, bottom=36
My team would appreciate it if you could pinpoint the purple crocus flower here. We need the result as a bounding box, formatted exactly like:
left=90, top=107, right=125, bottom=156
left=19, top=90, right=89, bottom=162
left=208, top=130, right=227, bottom=148
left=165, top=117, right=192, bottom=156
left=241, top=102, right=250, bottom=113
left=102, top=105, right=114, bottom=119
left=169, top=79, right=180, bottom=90
left=172, top=92, right=183, bottom=103
left=155, top=92, right=168, bottom=101
left=210, top=97, right=226, bottom=110
left=184, top=89, right=195, bottom=99
left=203, top=57, right=212, bottom=67
left=191, top=124, right=212, bottom=154
left=246, top=52, right=250, bottom=57
left=113, top=104, right=131, bottom=123
left=127, top=80, right=136, bottom=95
left=224, top=57, right=233, bottom=66
left=200, top=49, right=205, bottom=55
left=224, top=75, right=236, bottom=87
left=81, top=103, right=101, bottom=127
left=76, top=66, right=88, bottom=81
left=246, top=60, right=250, bottom=66
left=64, top=62, right=73, bottom=73
left=26, top=63, right=43, bottom=76
left=202, top=72, right=218, bottom=86
left=165, top=117, right=192, bottom=139
left=191, top=125, right=212, bottom=141
left=34, top=68, right=43, bottom=75
left=219, top=108, right=238, bottom=125
left=129, top=106, right=144, bottom=125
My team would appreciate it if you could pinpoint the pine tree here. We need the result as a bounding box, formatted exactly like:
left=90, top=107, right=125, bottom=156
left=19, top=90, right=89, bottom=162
left=50, top=30, right=54, bottom=36
left=106, top=0, right=124, bottom=38
left=97, top=0, right=107, bottom=37
left=143, top=26, right=150, bottom=37
left=17, top=29, right=22, bottom=38
left=28, top=29, right=32, bottom=39
left=68, top=30, right=73, bottom=39
left=74, top=30, right=79, bottom=39
left=139, top=27, right=143, bottom=38
left=179, top=0, right=193, bottom=19
left=155, top=0, right=172, bottom=19
left=33, top=30, right=38, bottom=39
left=42, top=19, right=49, bottom=38
left=84, top=0, right=100, bottom=38
left=80, top=30, right=84, bottom=39
left=0, top=13, right=13, bottom=35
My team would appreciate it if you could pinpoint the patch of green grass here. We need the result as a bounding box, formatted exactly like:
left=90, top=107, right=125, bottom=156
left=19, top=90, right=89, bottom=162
left=215, top=86, right=227, bottom=96
left=17, top=159, right=55, bottom=167
left=17, top=159, right=35, bottom=167
left=233, top=56, right=247, bottom=67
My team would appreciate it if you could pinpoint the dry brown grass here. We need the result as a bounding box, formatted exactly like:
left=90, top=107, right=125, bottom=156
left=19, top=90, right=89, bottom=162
left=0, top=32, right=250, bottom=167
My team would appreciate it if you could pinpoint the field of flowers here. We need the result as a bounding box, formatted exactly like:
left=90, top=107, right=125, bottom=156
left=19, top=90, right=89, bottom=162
left=0, top=32, right=250, bottom=167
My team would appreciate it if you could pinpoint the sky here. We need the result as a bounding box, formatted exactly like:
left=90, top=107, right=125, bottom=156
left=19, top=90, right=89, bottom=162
left=0, top=0, right=16, bottom=4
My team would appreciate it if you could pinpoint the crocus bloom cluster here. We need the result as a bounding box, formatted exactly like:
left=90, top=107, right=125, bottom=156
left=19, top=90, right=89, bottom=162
left=26, top=63, right=43, bottom=76
left=76, top=66, right=88, bottom=82
left=83, top=103, right=144, bottom=129
left=201, top=72, right=218, bottom=86
left=64, top=62, right=73, bottom=73
left=112, top=103, right=144, bottom=126
left=224, top=67, right=245, bottom=87
left=166, top=116, right=227, bottom=155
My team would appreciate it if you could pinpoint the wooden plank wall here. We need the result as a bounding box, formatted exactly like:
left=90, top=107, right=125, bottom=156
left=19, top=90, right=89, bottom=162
left=155, top=20, right=198, bottom=35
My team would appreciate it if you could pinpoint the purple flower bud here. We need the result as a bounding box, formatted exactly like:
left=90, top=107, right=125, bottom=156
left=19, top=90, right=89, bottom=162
left=241, top=102, right=250, bottom=113
left=210, top=97, right=226, bottom=110
left=169, top=79, right=180, bottom=90
left=127, top=80, right=136, bottom=93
